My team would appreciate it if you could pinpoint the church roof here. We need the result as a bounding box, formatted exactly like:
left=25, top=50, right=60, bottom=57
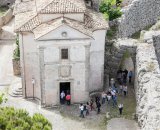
left=38, top=0, right=86, bottom=14
left=14, top=0, right=108, bottom=35
left=33, top=17, right=93, bottom=39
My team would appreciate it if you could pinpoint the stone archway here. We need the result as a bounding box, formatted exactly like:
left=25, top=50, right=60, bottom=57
left=104, top=39, right=137, bottom=86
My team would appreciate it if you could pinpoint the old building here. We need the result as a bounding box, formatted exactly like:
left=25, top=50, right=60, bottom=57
left=14, top=0, right=108, bottom=107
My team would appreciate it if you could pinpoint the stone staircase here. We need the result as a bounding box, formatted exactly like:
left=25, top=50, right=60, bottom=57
left=9, top=77, right=23, bottom=97
left=11, top=87, right=22, bottom=97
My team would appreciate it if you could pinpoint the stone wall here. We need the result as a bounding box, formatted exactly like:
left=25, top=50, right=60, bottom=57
left=0, top=8, right=13, bottom=29
left=91, top=0, right=102, bottom=11
left=153, top=34, right=160, bottom=66
left=136, top=42, right=160, bottom=130
left=0, top=0, right=15, bottom=6
left=117, top=0, right=160, bottom=38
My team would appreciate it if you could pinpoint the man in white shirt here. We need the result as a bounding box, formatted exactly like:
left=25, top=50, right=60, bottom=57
left=79, top=104, right=84, bottom=118
left=60, top=91, right=65, bottom=104
left=118, top=103, right=123, bottom=115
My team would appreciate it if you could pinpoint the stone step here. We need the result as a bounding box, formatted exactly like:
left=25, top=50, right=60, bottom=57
left=15, top=89, right=22, bottom=93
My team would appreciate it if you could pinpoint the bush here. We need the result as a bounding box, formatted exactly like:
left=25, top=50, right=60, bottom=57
left=0, top=93, right=7, bottom=105
left=99, top=0, right=122, bottom=21
left=0, top=107, right=52, bottom=130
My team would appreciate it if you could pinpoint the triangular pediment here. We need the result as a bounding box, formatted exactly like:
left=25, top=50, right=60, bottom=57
left=33, top=24, right=93, bottom=40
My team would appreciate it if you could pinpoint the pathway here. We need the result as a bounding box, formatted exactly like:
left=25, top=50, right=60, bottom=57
left=107, top=118, right=140, bottom=130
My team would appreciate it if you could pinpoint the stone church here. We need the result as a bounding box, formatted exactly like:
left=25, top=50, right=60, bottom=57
left=14, top=0, right=108, bottom=106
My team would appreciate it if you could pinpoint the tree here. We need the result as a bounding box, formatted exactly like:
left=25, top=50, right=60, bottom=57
left=99, top=0, right=122, bottom=21
left=0, top=94, right=52, bottom=130
left=0, top=107, right=52, bottom=130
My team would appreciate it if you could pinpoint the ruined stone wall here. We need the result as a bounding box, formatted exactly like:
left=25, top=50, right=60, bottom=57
left=118, top=0, right=160, bottom=38
left=0, top=0, right=15, bottom=6
left=136, top=42, right=160, bottom=130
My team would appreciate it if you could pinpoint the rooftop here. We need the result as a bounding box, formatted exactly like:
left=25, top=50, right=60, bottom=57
left=14, top=0, right=108, bottom=36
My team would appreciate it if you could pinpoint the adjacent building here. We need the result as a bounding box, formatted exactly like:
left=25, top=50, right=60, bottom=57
left=14, top=0, right=108, bottom=107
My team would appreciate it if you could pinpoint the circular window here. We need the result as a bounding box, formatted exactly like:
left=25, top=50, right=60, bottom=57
left=61, top=32, right=67, bottom=37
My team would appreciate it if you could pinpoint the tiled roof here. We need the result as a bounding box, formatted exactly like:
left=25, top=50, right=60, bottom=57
left=85, top=9, right=109, bottom=31
left=14, top=0, right=108, bottom=33
left=39, top=0, right=86, bottom=14
left=33, top=18, right=93, bottom=39
left=14, top=11, right=41, bottom=32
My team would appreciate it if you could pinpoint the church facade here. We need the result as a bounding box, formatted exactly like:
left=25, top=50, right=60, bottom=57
left=14, top=0, right=108, bottom=107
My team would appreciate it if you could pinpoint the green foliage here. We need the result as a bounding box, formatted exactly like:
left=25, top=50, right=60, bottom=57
left=0, top=93, right=7, bottom=105
left=0, top=107, right=52, bottom=130
left=13, top=35, right=20, bottom=60
left=99, top=0, right=122, bottom=21
left=0, top=6, right=8, bottom=16
left=106, top=26, right=118, bottom=40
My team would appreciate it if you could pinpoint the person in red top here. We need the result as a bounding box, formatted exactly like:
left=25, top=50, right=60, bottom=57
left=66, top=93, right=71, bottom=105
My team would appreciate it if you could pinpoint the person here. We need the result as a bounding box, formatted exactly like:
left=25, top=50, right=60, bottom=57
left=107, top=93, right=111, bottom=105
left=95, top=96, right=100, bottom=105
left=124, top=69, right=128, bottom=77
left=86, top=102, right=90, bottom=116
left=123, top=85, right=128, bottom=96
left=119, top=84, right=123, bottom=95
left=66, top=93, right=71, bottom=105
left=96, top=101, right=101, bottom=114
left=118, top=103, right=123, bottom=115
left=128, top=70, right=133, bottom=83
left=112, top=95, right=117, bottom=107
left=79, top=104, right=84, bottom=118
left=101, top=91, right=107, bottom=104
left=90, top=99, right=94, bottom=111
left=111, top=89, right=116, bottom=99
left=117, top=70, right=122, bottom=84
left=60, top=91, right=65, bottom=104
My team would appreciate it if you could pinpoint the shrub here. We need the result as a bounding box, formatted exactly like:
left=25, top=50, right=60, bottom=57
left=0, top=107, right=52, bottom=130
left=0, top=93, right=7, bottom=105
left=13, top=35, right=20, bottom=60
left=99, top=0, right=122, bottom=21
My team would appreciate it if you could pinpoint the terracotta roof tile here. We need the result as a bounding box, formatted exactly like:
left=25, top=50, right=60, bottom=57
left=39, top=0, right=86, bottom=14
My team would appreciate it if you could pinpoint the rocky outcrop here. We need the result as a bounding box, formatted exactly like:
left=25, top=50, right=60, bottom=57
left=117, top=0, right=160, bottom=38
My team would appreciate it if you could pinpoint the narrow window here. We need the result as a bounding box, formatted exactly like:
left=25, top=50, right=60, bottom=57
left=61, top=49, right=68, bottom=60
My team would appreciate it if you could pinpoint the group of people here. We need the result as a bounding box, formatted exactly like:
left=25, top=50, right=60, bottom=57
left=79, top=97, right=102, bottom=118
left=60, top=91, right=71, bottom=105
left=61, top=69, right=133, bottom=117
left=117, top=69, right=133, bottom=84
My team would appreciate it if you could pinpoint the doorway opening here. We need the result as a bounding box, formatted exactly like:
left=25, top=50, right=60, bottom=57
left=60, top=82, right=70, bottom=104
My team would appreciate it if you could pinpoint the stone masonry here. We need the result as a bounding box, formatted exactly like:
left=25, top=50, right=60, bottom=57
left=117, top=0, right=160, bottom=38
left=153, top=34, right=160, bottom=66
left=0, top=0, right=15, bottom=6
left=136, top=42, right=160, bottom=130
